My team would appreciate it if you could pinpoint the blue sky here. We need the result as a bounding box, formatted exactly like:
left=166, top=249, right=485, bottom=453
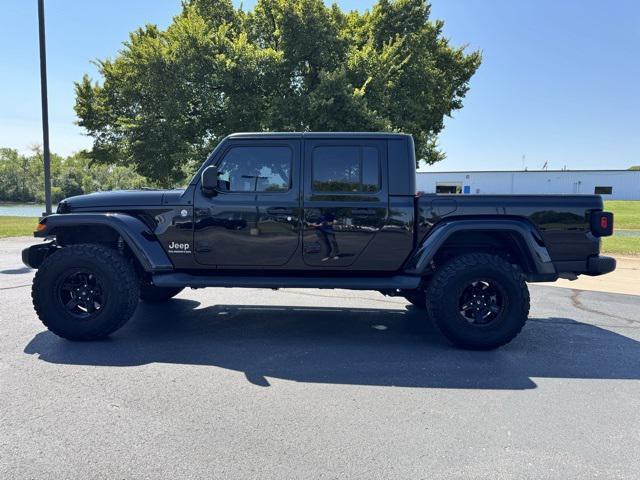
left=1, top=0, right=638, bottom=170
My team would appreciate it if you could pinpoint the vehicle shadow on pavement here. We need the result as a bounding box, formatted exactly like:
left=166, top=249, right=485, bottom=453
left=0, top=267, right=32, bottom=275
left=24, top=298, right=640, bottom=390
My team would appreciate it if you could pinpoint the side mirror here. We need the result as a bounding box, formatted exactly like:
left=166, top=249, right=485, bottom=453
left=201, top=165, right=218, bottom=197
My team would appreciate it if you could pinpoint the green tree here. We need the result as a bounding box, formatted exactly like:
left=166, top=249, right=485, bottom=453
left=75, top=0, right=481, bottom=185
left=0, top=148, right=152, bottom=203
left=0, top=149, right=27, bottom=201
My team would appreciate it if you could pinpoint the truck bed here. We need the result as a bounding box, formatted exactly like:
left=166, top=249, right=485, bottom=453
left=416, top=194, right=603, bottom=262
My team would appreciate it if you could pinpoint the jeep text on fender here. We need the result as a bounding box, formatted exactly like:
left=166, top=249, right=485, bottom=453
left=22, top=132, right=616, bottom=349
left=168, top=242, right=191, bottom=253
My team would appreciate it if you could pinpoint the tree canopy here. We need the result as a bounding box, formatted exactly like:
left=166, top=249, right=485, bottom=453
left=75, top=0, right=481, bottom=185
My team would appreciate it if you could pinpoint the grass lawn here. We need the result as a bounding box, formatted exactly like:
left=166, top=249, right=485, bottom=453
left=602, top=236, right=640, bottom=256
left=602, top=201, right=640, bottom=254
left=605, top=200, right=640, bottom=230
left=0, top=216, right=38, bottom=238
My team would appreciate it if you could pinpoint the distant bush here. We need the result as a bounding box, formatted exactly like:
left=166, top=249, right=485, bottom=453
left=0, top=148, right=154, bottom=203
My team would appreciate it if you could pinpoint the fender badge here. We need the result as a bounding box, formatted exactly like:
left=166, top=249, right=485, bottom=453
left=168, top=241, right=191, bottom=254
left=180, top=209, right=189, bottom=218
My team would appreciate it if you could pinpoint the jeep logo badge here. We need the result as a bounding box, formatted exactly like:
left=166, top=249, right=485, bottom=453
left=168, top=241, right=191, bottom=254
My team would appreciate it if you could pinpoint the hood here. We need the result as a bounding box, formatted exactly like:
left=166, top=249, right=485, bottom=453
left=59, top=189, right=184, bottom=211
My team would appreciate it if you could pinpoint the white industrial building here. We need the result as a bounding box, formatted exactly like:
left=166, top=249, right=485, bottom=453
left=416, top=170, right=640, bottom=200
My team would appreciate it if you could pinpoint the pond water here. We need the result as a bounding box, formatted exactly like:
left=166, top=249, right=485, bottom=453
left=0, top=204, right=47, bottom=217
left=615, top=229, right=640, bottom=237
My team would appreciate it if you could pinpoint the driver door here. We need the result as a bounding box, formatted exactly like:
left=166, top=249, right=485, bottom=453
left=193, top=139, right=301, bottom=267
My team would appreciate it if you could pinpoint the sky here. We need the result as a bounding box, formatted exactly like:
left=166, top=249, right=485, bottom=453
left=1, top=0, right=639, bottom=171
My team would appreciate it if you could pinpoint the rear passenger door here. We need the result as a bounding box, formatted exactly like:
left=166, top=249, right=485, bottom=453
left=302, top=138, right=388, bottom=267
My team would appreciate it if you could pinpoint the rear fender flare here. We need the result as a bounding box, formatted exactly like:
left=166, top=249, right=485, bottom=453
left=37, top=213, right=173, bottom=272
left=404, top=219, right=556, bottom=276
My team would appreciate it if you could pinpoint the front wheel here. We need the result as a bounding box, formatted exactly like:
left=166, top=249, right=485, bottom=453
left=32, top=244, right=140, bottom=341
left=426, top=253, right=530, bottom=350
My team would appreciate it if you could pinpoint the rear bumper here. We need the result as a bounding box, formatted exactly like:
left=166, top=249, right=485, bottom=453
left=553, top=255, right=617, bottom=278
left=586, top=255, right=616, bottom=276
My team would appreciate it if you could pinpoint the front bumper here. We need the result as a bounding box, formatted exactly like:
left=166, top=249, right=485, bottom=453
left=22, top=242, right=56, bottom=269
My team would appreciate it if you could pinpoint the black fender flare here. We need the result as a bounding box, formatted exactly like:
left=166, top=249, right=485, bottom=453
left=403, top=218, right=556, bottom=277
left=35, top=213, right=173, bottom=272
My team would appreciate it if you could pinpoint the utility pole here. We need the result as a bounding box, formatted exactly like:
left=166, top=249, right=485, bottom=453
left=38, top=0, right=52, bottom=216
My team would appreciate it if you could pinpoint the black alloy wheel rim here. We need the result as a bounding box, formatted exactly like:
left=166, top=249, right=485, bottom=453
left=458, top=279, right=505, bottom=326
left=57, top=269, right=105, bottom=319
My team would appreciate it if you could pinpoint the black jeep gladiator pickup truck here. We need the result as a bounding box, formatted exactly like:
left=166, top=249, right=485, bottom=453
left=22, top=132, right=616, bottom=349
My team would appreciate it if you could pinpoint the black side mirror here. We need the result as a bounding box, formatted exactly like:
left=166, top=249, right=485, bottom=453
left=201, top=165, right=219, bottom=197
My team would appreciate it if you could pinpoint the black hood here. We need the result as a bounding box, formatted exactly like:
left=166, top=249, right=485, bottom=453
left=59, top=189, right=184, bottom=211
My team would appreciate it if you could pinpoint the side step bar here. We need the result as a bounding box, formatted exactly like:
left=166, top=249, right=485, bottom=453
left=152, top=273, right=421, bottom=291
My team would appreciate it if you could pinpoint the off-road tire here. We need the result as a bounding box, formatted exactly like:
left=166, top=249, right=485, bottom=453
left=402, top=290, right=427, bottom=308
left=32, top=244, right=139, bottom=341
left=426, top=253, right=530, bottom=350
left=139, top=284, right=183, bottom=302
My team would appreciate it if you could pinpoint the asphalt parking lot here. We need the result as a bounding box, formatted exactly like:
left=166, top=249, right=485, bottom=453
left=1, top=238, right=639, bottom=479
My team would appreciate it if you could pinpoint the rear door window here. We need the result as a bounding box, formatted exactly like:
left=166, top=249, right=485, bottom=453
left=312, top=146, right=380, bottom=193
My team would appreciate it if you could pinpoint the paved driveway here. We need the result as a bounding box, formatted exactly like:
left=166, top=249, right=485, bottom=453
left=1, top=238, right=639, bottom=479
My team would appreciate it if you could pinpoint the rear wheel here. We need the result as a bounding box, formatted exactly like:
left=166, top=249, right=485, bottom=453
left=32, top=244, right=139, bottom=341
left=139, top=283, right=183, bottom=302
left=426, top=253, right=529, bottom=350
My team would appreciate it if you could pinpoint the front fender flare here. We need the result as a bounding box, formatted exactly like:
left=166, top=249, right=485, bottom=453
left=36, top=213, right=173, bottom=272
left=403, top=219, right=556, bottom=276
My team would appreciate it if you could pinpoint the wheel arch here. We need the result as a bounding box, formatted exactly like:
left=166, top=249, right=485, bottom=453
left=404, top=218, right=557, bottom=280
left=33, top=213, right=173, bottom=273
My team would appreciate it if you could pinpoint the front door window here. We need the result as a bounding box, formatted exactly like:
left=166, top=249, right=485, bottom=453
left=217, top=146, right=292, bottom=192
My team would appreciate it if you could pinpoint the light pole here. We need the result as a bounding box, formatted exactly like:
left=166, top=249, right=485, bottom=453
left=38, top=0, right=52, bottom=216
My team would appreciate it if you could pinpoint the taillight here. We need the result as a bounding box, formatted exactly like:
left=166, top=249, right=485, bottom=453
left=591, top=211, right=613, bottom=237
left=600, top=216, right=608, bottom=230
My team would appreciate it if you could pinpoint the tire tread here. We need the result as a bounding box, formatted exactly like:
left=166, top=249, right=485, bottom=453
left=32, top=244, right=139, bottom=340
left=426, top=253, right=530, bottom=350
